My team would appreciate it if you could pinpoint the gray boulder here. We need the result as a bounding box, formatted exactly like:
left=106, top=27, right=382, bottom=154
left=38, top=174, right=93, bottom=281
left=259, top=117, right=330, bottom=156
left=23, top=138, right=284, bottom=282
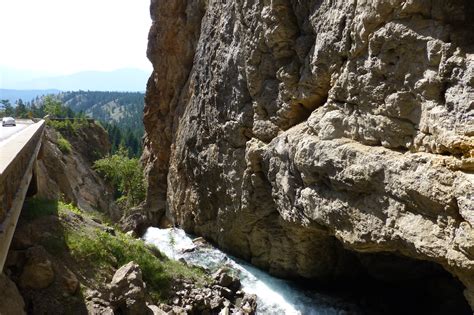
left=108, top=261, right=151, bottom=315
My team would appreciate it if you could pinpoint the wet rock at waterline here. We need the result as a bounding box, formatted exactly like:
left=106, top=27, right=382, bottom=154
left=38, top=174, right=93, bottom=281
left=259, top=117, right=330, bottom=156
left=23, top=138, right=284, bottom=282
left=213, top=268, right=241, bottom=292
left=143, top=0, right=474, bottom=310
left=121, top=206, right=155, bottom=237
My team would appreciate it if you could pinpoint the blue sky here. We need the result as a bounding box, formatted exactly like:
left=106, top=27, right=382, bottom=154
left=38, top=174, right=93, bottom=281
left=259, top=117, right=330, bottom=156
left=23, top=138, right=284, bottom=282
left=0, top=0, right=152, bottom=75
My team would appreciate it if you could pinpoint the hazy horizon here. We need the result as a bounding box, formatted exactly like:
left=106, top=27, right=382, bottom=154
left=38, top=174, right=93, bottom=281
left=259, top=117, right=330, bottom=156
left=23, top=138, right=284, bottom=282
left=0, top=65, right=151, bottom=78
left=0, top=68, right=150, bottom=95
left=0, top=0, right=152, bottom=78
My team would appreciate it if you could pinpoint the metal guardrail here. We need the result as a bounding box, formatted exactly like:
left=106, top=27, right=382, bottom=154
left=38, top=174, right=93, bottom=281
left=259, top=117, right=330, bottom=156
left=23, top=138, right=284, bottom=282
left=0, top=120, right=45, bottom=271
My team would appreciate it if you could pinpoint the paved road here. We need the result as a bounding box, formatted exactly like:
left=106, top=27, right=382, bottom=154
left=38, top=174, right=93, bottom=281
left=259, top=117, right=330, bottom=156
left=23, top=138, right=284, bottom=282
left=0, top=120, right=34, bottom=145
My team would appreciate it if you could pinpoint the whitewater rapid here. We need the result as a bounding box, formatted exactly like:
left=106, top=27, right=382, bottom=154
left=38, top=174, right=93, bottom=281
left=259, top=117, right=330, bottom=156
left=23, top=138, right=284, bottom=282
left=143, top=227, right=360, bottom=315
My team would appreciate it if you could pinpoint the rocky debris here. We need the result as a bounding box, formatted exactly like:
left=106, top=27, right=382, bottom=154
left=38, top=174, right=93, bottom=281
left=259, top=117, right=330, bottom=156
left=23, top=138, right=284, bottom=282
left=213, top=268, right=241, bottom=293
left=155, top=304, right=191, bottom=315
left=143, top=0, right=474, bottom=311
left=235, top=294, right=257, bottom=315
left=0, top=273, right=26, bottom=315
left=146, top=303, right=164, bottom=314
left=162, top=270, right=256, bottom=315
left=85, top=289, right=115, bottom=315
left=84, top=261, right=256, bottom=315
left=19, top=246, right=55, bottom=290
left=108, top=261, right=150, bottom=315
left=84, top=262, right=151, bottom=315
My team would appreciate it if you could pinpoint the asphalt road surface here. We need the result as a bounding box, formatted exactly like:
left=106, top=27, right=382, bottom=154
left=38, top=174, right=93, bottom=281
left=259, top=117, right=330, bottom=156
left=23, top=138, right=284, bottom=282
left=0, top=120, right=34, bottom=145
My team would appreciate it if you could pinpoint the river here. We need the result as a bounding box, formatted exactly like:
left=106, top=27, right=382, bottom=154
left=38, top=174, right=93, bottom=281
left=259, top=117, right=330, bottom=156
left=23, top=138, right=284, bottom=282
left=143, top=227, right=364, bottom=314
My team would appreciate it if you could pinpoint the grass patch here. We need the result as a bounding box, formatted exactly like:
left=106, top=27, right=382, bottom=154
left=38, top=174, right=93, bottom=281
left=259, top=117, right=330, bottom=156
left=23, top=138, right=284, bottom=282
left=57, top=202, right=115, bottom=228
left=65, top=227, right=208, bottom=302
left=59, top=202, right=83, bottom=216
left=57, top=133, right=72, bottom=154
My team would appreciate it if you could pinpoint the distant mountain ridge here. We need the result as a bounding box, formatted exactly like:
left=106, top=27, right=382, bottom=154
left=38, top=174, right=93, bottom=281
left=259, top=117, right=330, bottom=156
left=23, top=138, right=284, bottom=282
left=0, top=89, right=61, bottom=104
left=0, top=66, right=56, bottom=88
left=1, top=68, right=149, bottom=92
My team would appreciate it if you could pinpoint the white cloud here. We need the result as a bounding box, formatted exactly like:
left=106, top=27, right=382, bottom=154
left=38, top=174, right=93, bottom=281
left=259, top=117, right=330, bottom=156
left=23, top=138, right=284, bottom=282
left=0, top=0, right=152, bottom=74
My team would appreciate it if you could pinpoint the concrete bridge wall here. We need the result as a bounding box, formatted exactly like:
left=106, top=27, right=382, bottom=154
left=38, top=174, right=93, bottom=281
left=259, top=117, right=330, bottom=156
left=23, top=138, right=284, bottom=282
left=0, top=121, right=45, bottom=271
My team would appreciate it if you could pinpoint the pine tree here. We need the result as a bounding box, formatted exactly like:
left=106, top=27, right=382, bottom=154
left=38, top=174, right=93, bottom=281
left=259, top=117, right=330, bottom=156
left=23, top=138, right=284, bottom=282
left=1, top=100, right=14, bottom=116
left=15, top=99, right=28, bottom=118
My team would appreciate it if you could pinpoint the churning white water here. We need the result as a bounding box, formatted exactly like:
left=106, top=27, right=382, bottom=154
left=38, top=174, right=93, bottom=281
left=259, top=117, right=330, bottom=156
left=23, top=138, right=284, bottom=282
left=143, top=227, right=361, bottom=315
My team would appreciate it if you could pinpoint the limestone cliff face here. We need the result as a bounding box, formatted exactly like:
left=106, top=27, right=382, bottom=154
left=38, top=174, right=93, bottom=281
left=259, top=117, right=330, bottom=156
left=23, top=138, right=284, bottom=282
left=143, top=0, right=474, bottom=308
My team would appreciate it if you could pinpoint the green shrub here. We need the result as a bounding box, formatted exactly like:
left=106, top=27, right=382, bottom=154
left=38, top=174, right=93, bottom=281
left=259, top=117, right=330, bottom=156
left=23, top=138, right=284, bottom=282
left=47, top=119, right=70, bottom=131
left=59, top=202, right=83, bottom=216
left=57, top=133, right=72, bottom=154
left=94, top=146, right=146, bottom=208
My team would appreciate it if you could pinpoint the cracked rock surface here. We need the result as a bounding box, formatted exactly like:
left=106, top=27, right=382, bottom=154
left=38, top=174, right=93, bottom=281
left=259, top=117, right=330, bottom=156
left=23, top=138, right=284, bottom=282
left=143, top=0, right=474, bottom=309
left=36, top=125, right=119, bottom=219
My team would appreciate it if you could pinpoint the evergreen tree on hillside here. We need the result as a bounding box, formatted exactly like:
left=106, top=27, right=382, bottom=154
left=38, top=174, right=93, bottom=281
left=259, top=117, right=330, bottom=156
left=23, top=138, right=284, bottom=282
left=44, top=96, right=66, bottom=117
left=15, top=99, right=28, bottom=118
left=1, top=99, right=14, bottom=116
left=124, top=128, right=140, bottom=157
left=102, top=122, right=142, bottom=157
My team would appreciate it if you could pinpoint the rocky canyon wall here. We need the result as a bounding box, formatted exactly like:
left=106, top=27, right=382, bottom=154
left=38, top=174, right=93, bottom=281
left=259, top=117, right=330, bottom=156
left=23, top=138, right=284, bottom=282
left=37, top=124, right=118, bottom=218
left=143, top=0, right=474, bottom=309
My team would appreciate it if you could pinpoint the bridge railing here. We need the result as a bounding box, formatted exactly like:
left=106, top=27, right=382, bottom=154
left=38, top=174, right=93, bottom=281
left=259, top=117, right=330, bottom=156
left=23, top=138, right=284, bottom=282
left=0, top=120, right=45, bottom=271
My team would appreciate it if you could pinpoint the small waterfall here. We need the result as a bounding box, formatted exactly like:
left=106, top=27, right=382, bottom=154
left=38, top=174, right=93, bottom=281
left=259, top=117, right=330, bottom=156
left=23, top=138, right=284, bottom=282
left=143, top=227, right=363, bottom=314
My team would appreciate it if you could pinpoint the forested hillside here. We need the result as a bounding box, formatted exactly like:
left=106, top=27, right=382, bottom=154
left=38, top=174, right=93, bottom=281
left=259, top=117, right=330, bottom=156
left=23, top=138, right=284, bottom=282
left=58, top=91, right=144, bottom=131
left=58, top=91, right=144, bottom=156
left=11, top=91, right=145, bottom=157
